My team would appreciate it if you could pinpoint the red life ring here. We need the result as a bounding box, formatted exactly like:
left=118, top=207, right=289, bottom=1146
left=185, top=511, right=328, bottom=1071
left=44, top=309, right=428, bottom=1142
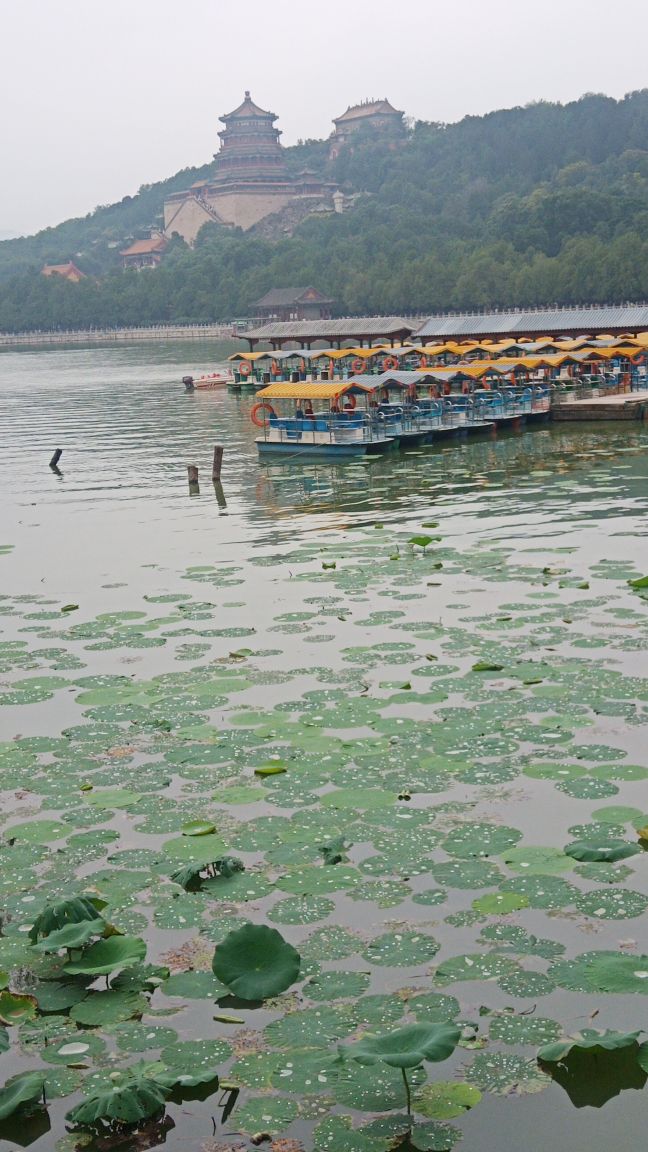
left=428, top=384, right=439, bottom=399
left=351, top=358, right=364, bottom=374
left=251, top=402, right=276, bottom=427
left=461, top=380, right=471, bottom=395
left=239, top=362, right=252, bottom=376
left=383, top=356, right=398, bottom=371
left=344, top=392, right=357, bottom=410
left=420, top=355, right=428, bottom=369
left=443, top=382, right=451, bottom=395
left=408, top=383, right=418, bottom=401
left=271, top=360, right=280, bottom=375
left=328, top=359, right=335, bottom=377
left=299, top=359, right=306, bottom=372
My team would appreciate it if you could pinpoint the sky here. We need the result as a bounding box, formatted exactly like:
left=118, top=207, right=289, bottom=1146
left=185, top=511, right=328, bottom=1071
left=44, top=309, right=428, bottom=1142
left=1, top=0, right=647, bottom=238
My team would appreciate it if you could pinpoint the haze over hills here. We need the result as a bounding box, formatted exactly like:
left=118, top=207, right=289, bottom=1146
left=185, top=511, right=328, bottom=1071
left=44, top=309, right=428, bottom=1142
left=1, top=91, right=648, bottom=331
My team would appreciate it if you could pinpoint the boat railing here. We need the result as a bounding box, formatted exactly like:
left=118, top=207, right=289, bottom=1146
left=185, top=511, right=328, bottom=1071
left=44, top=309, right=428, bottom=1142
left=262, top=411, right=388, bottom=446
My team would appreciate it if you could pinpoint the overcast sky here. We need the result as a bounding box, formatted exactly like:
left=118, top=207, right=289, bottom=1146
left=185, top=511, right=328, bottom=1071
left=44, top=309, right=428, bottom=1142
left=2, top=0, right=647, bottom=238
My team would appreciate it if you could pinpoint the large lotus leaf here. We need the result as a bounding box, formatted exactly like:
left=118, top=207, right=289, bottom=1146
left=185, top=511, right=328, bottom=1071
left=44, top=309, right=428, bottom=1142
left=28, top=896, right=105, bottom=944
left=0, top=1071, right=45, bottom=1120
left=538, top=1028, right=641, bottom=1064
left=212, top=923, right=301, bottom=1001
left=348, top=1022, right=461, bottom=1069
left=32, top=920, right=104, bottom=952
left=66, top=1077, right=168, bottom=1126
left=64, top=936, right=146, bottom=976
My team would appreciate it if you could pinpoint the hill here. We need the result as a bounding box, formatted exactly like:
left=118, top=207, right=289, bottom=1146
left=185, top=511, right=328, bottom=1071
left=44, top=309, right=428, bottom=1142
left=1, top=91, right=648, bottom=331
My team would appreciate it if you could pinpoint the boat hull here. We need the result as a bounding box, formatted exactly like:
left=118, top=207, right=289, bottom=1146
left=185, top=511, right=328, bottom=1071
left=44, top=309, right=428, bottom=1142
left=256, top=437, right=394, bottom=459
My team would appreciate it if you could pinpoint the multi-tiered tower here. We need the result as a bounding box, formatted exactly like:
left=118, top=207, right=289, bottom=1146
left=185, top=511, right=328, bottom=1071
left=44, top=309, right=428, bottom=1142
left=164, top=93, right=335, bottom=243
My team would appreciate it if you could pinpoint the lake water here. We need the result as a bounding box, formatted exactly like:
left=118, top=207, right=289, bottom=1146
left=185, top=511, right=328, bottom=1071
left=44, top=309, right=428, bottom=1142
left=0, top=343, right=647, bottom=1152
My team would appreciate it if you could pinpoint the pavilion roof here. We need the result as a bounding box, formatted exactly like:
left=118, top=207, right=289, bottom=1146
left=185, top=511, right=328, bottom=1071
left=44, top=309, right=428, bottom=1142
left=242, top=317, right=415, bottom=343
left=255, top=286, right=334, bottom=307
left=120, top=236, right=167, bottom=256
left=416, top=305, right=648, bottom=339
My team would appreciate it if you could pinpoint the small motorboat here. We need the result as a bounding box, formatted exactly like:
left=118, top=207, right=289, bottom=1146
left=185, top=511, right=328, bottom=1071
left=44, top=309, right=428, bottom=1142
left=183, top=372, right=232, bottom=391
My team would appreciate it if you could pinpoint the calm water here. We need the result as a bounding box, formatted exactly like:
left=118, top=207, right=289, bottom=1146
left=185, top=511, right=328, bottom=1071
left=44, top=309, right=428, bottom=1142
left=1, top=344, right=648, bottom=1152
left=1, top=343, right=647, bottom=590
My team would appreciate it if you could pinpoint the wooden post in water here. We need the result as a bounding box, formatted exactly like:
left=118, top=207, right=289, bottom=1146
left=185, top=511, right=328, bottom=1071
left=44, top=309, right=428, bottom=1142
left=212, top=445, right=224, bottom=481
left=213, top=481, right=227, bottom=509
left=187, top=464, right=200, bottom=495
left=49, top=449, right=63, bottom=468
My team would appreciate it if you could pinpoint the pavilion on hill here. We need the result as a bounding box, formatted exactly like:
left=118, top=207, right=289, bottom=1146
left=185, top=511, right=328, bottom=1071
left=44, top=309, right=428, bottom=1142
left=329, top=98, right=405, bottom=158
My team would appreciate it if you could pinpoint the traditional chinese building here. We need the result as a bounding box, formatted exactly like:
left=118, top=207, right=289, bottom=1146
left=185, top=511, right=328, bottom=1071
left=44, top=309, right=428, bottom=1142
left=41, top=261, right=86, bottom=282
left=164, top=93, right=337, bottom=244
left=254, top=287, right=334, bottom=322
left=329, top=99, right=406, bottom=159
left=120, top=232, right=168, bottom=270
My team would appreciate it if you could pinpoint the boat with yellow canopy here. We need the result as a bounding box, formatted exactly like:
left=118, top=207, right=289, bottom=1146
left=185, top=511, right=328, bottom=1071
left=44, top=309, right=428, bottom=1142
left=251, top=381, right=397, bottom=459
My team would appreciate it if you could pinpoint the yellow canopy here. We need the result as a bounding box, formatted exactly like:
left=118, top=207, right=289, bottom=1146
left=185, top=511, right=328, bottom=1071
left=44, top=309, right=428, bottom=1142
left=228, top=351, right=270, bottom=362
left=255, top=381, right=372, bottom=400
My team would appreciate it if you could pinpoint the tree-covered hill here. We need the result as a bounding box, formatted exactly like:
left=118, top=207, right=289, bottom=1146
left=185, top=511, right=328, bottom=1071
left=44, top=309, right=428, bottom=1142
left=2, top=91, right=648, bottom=331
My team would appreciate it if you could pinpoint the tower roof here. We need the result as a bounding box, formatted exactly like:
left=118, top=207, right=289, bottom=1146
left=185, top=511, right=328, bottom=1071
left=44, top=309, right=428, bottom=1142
left=220, top=91, right=277, bottom=123
left=334, top=98, right=403, bottom=125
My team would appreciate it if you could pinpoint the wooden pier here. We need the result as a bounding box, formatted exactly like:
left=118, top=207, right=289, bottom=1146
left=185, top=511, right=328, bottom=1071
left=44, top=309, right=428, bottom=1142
left=552, top=393, right=648, bottom=421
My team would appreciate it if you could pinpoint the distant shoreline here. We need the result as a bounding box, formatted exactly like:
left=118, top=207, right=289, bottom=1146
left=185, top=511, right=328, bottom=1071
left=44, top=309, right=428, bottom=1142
left=0, top=323, right=238, bottom=348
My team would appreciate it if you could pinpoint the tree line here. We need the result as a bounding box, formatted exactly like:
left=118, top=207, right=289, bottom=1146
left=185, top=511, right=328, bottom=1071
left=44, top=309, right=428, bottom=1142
left=1, top=91, right=648, bottom=331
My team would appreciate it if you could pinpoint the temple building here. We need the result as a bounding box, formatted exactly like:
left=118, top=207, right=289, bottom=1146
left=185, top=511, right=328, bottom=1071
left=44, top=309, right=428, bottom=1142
left=329, top=98, right=406, bottom=159
left=120, top=232, right=168, bottom=270
left=164, top=92, right=337, bottom=244
left=41, top=261, right=86, bottom=282
left=254, top=286, right=334, bottom=322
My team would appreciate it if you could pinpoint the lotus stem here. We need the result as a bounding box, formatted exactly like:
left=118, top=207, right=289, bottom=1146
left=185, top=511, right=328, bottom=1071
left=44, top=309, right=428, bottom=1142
left=401, top=1066, right=412, bottom=1124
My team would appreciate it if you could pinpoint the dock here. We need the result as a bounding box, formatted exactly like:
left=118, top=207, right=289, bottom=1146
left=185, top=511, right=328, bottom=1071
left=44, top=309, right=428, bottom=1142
left=552, top=392, right=648, bottom=421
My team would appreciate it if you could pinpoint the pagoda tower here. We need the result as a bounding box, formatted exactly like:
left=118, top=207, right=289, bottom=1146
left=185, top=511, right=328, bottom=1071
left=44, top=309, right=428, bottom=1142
left=163, top=92, right=337, bottom=243
left=213, top=92, right=288, bottom=184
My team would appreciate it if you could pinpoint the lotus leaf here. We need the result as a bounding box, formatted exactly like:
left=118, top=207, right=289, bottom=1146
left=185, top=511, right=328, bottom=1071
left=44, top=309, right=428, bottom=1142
left=565, top=838, right=640, bottom=862
left=70, top=989, right=148, bottom=1026
left=181, top=820, right=216, bottom=836
left=413, top=1080, right=481, bottom=1119
left=66, top=1077, right=168, bottom=1126
left=0, top=991, right=38, bottom=1025
left=347, top=1022, right=461, bottom=1069
left=538, top=1029, right=641, bottom=1064
left=64, top=936, right=146, bottom=976
left=28, top=896, right=106, bottom=944
left=0, top=1071, right=45, bottom=1120
left=212, top=922, right=301, bottom=1001
left=32, top=920, right=104, bottom=952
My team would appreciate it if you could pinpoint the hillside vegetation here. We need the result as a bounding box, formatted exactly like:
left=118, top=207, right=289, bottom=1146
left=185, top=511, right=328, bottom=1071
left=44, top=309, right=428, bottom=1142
left=1, top=91, right=648, bottom=331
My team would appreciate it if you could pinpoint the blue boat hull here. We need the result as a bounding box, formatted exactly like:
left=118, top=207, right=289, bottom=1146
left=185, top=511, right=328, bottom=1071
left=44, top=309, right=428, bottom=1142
left=256, top=438, right=394, bottom=459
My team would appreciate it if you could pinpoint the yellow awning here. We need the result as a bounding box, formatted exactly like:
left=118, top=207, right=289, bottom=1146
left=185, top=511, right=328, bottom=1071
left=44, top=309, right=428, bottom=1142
left=255, top=381, right=373, bottom=400
left=228, top=351, right=270, bottom=361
